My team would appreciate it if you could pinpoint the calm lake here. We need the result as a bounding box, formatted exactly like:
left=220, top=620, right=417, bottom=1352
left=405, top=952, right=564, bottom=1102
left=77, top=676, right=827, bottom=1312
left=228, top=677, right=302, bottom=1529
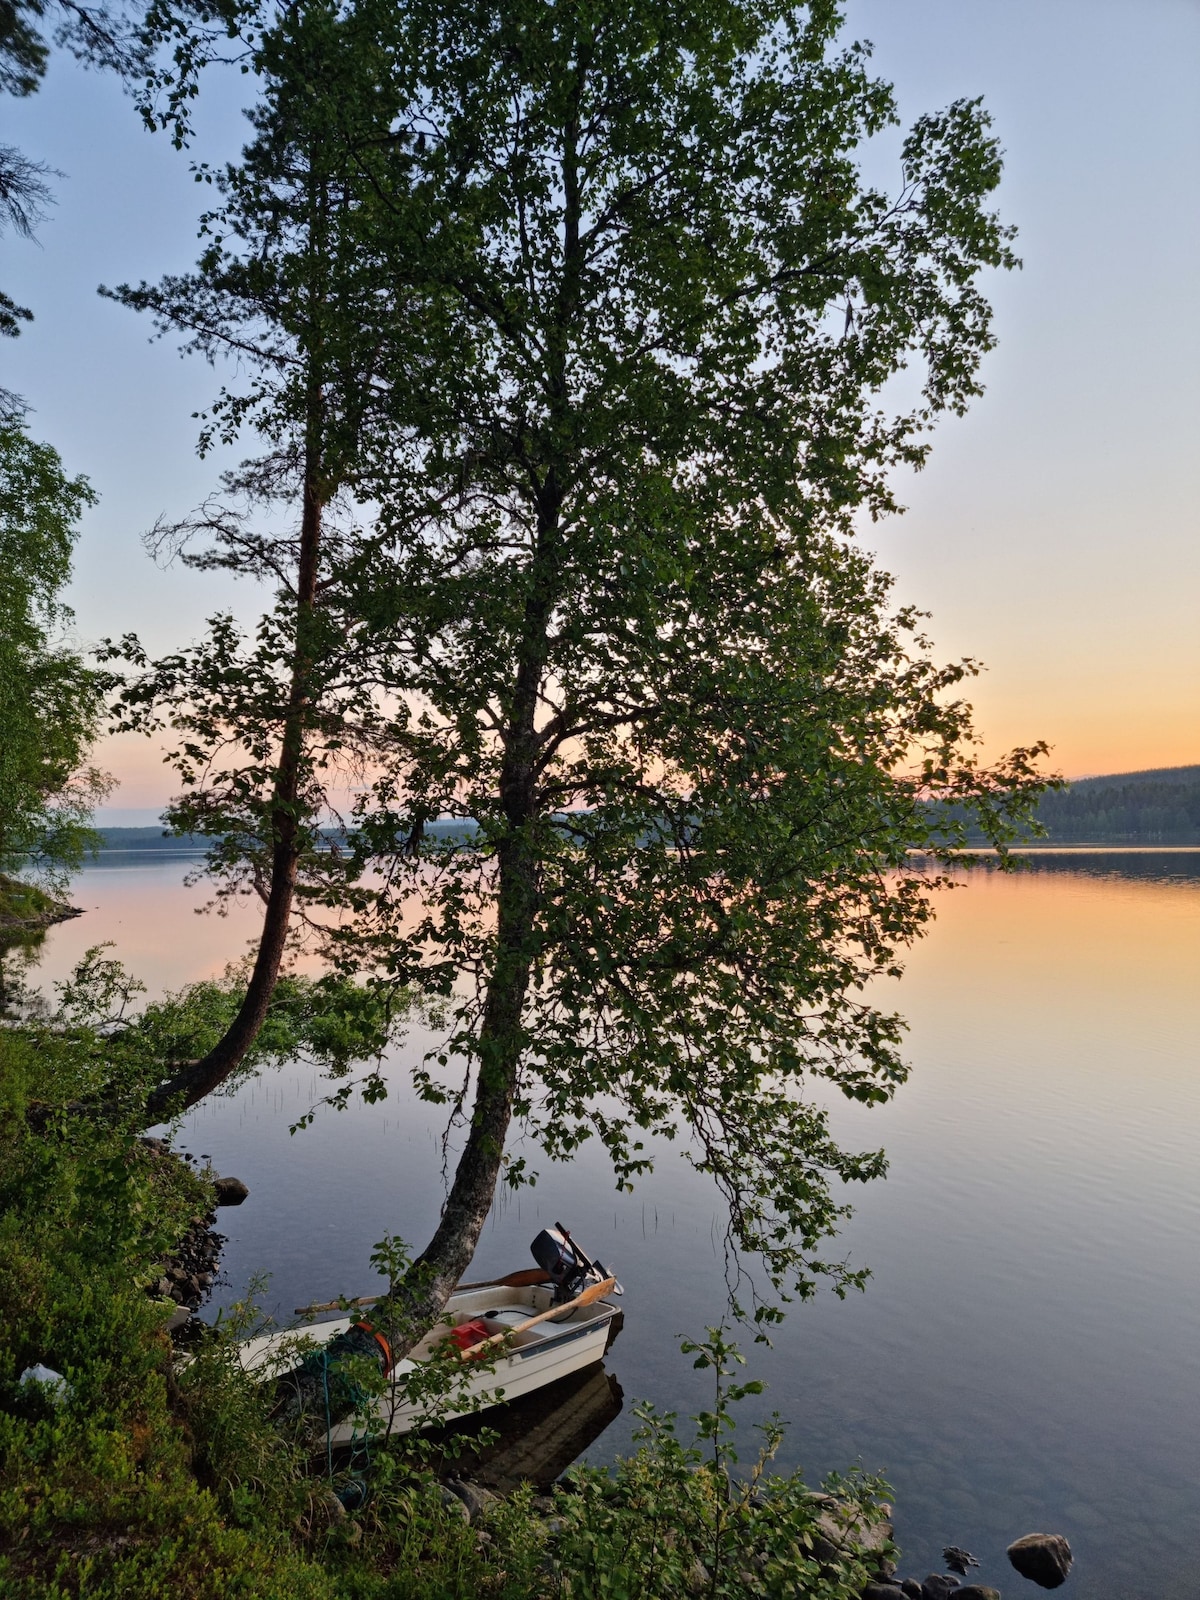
left=26, top=849, right=1200, bottom=1599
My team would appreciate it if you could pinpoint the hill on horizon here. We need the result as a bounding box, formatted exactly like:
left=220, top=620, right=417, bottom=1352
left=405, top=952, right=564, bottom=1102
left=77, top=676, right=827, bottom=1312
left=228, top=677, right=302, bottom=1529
left=1069, top=763, right=1200, bottom=786
left=991, top=762, right=1200, bottom=846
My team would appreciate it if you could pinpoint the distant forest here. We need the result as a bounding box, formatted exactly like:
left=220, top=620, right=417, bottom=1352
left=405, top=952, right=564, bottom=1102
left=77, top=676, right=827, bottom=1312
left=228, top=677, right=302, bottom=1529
left=963, top=765, right=1200, bottom=846
left=94, top=827, right=208, bottom=852
left=98, top=767, right=1200, bottom=856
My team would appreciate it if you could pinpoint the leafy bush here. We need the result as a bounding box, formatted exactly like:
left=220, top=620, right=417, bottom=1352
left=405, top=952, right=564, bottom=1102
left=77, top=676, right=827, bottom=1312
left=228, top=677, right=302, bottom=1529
left=544, top=1330, right=892, bottom=1600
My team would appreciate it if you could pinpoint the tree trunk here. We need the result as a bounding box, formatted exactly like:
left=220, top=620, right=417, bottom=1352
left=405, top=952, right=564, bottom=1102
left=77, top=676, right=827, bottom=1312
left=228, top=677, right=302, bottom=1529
left=275, top=473, right=560, bottom=1428
left=273, top=825, right=538, bottom=1429
left=145, top=401, right=325, bottom=1124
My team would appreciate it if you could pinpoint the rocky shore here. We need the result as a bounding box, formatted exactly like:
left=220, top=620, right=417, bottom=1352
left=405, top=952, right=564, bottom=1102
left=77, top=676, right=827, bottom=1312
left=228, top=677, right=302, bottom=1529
left=139, top=1136, right=246, bottom=1331
left=856, top=1524, right=1072, bottom=1599
left=423, top=1475, right=902, bottom=1597
left=433, top=1478, right=1071, bottom=1600
left=0, top=874, right=82, bottom=939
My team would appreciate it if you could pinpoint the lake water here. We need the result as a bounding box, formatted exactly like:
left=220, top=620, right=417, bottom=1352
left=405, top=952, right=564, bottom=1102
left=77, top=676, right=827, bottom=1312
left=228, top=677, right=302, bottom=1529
left=24, top=850, right=1200, bottom=1598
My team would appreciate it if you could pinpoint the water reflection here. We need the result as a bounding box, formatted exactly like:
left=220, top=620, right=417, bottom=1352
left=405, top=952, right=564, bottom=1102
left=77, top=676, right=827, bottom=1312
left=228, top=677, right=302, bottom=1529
left=414, top=1362, right=626, bottom=1492
left=1000, top=847, right=1200, bottom=884
left=23, top=850, right=1200, bottom=1600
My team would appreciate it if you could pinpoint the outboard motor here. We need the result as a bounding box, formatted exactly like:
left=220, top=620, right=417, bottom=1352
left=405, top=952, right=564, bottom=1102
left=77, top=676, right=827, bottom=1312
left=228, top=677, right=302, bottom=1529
left=531, top=1222, right=623, bottom=1304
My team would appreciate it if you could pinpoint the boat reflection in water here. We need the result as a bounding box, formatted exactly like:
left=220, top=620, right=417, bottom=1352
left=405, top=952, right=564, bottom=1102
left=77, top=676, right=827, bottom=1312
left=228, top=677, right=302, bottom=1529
left=413, top=1337, right=625, bottom=1491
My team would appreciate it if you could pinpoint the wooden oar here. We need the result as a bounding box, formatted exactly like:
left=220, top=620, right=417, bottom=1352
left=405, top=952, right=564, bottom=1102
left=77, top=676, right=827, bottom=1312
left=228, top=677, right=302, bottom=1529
left=293, top=1268, right=552, bottom=1317
left=465, top=1276, right=617, bottom=1358
left=456, top=1267, right=554, bottom=1292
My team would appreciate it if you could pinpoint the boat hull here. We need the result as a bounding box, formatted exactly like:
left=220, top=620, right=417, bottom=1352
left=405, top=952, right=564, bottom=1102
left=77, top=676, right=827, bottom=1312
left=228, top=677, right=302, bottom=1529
left=238, top=1282, right=621, bottom=1442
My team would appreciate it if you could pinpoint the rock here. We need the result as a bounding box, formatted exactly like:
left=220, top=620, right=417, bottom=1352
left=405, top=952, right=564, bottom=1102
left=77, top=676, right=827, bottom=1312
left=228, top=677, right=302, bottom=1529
left=944, top=1548, right=981, bottom=1577
left=922, top=1578, right=960, bottom=1600
left=437, top=1485, right=470, bottom=1523
left=445, top=1479, right=500, bottom=1524
left=163, top=1304, right=191, bottom=1333
left=685, top=1559, right=710, bottom=1594
left=814, top=1504, right=895, bottom=1563
left=1006, top=1534, right=1072, bottom=1589
left=318, top=1486, right=347, bottom=1523
left=901, top=1583, right=925, bottom=1599
left=212, top=1175, right=250, bottom=1206
left=18, top=1365, right=70, bottom=1404
left=862, top=1584, right=905, bottom=1599
left=955, top=1589, right=1001, bottom=1600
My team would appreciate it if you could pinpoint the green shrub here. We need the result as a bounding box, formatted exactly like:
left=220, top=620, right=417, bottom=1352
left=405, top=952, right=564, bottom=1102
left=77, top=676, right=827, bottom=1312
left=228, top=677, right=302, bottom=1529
left=542, top=1331, right=892, bottom=1599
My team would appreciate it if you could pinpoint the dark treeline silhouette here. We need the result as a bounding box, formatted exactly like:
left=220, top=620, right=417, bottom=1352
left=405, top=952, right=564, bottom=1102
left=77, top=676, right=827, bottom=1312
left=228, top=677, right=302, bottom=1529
left=954, top=765, right=1200, bottom=845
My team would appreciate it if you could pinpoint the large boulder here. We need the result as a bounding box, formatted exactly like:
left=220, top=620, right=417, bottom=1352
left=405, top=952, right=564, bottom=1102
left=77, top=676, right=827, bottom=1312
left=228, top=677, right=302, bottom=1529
left=956, top=1589, right=1002, bottom=1600
left=1006, top=1534, right=1072, bottom=1589
left=810, top=1494, right=895, bottom=1578
left=444, top=1479, right=500, bottom=1524
left=213, top=1175, right=250, bottom=1206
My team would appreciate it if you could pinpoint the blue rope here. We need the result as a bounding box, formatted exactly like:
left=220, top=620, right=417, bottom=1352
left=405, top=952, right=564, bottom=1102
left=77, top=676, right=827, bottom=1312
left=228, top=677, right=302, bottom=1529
left=310, top=1331, right=377, bottom=1505
left=321, top=1351, right=334, bottom=1483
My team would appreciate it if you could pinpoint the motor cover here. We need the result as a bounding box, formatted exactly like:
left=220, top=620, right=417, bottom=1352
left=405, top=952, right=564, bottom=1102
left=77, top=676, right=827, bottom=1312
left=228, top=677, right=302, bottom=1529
left=531, top=1225, right=590, bottom=1300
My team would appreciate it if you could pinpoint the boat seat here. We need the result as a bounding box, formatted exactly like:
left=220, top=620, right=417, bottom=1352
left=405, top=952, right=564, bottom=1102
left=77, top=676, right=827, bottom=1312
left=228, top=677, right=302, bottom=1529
left=474, top=1308, right=544, bottom=1347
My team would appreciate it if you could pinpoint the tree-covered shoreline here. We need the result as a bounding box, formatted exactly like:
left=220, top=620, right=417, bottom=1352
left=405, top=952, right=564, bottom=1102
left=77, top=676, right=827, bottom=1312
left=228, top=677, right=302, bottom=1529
left=87, top=762, right=1200, bottom=863
left=949, top=764, right=1200, bottom=847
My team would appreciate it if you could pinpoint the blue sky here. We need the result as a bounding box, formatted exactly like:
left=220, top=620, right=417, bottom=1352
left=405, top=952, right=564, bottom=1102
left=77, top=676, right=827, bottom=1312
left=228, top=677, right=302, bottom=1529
left=3, top=0, right=1197, bottom=822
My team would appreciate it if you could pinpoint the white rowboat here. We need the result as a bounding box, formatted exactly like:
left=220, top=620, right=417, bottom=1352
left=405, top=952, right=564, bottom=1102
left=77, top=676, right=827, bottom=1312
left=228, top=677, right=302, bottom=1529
left=239, top=1278, right=622, bottom=1445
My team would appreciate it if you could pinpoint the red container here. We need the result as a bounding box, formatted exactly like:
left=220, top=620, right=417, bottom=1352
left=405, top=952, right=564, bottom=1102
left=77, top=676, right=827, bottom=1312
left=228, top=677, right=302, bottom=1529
left=447, top=1318, right=492, bottom=1354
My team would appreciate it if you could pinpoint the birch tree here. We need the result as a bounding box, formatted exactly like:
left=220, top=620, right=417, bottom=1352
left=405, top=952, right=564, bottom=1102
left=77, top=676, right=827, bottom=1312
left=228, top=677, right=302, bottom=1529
left=121, top=0, right=1049, bottom=1365
left=305, top=0, right=1051, bottom=1338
